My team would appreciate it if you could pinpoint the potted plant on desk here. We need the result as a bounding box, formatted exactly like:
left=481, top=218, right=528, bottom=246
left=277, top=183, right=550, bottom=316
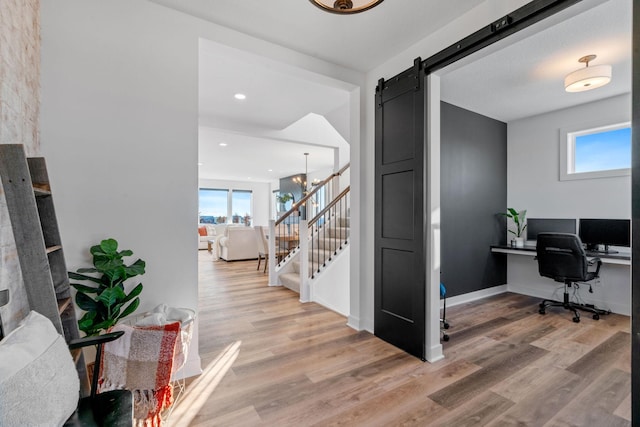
left=504, top=208, right=527, bottom=248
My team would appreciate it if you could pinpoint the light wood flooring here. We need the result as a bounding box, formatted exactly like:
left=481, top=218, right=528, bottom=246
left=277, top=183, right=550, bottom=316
left=181, top=252, right=631, bottom=426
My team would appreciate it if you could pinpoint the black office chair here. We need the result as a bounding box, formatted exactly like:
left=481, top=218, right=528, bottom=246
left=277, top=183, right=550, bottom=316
left=536, top=232, right=611, bottom=323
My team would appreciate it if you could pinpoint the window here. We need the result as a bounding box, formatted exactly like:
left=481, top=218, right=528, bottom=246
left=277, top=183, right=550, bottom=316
left=199, top=188, right=253, bottom=225
left=561, top=122, right=631, bottom=181
left=198, top=189, right=228, bottom=224
left=231, top=190, right=252, bottom=226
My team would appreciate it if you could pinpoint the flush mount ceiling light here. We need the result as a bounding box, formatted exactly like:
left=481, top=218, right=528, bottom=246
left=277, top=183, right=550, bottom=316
left=309, top=0, right=384, bottom=14
left=234, top=93, right=246, bottom=100
left=564, top=55, right=612, bottom=93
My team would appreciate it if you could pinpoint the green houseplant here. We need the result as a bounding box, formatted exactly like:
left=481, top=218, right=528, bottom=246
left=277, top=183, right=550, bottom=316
left=276, top=192, right=294, bottom=205
left=503, top=208, right=527, bottom=247
left=69, top=238, right=145, bottom=336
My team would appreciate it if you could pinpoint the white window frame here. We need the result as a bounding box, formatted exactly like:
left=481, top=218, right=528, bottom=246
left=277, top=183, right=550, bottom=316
left=560, top=121, right=631, bottom=181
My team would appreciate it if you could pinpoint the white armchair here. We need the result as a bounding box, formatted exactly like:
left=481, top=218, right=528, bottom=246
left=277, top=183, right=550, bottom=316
left=218, top=226, right=259, bottom=261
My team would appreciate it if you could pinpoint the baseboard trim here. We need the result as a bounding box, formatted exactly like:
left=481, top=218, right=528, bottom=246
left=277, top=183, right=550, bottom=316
left=426, top=344, right=444, bottom=363
left=443, top=285, right=509, bottom=308
left=346, top=315, right=361, bottom=331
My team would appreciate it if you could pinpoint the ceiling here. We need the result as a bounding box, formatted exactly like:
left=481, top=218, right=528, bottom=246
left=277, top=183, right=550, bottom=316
left=148, top=0, right=486, bottom=72
left=150, top=0, right=631, bottom=183
left=440, top=0, right=632, bottom=122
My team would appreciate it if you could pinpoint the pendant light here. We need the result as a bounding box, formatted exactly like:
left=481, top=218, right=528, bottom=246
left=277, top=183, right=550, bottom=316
left=564, top=55, right=612, bottom=93
left=309, top=0, right=384, bottom=14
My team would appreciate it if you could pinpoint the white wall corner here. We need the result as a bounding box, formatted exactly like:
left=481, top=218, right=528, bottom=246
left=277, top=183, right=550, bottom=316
left=425, top=74, right=443, bottom=363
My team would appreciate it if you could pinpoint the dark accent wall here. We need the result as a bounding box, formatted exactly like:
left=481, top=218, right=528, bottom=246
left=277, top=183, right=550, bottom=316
left=279, top=173, right=306, bottom=218
left=440, top=102, right=507, bottom=298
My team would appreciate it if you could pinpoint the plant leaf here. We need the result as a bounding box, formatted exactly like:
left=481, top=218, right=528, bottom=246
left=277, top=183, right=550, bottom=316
left=97, top=286, right=126, bottom=307
left=118, top=249, right=133, bottom=257
left=100, top=238, right=119, bottom=254
left=125, top=260, right=146, bottom=277
left=117, top=298, right=140, bottom=321
left=76, top=292, right=98, bottom=311
left=68, top=271, right=103, bottom=284
left=74, top=267, right=98, bottom=274
left=78, top=311, right=97, bottom=334
left=122, top=283, right=143, bottom=303
left=70, top=283, right=100, bottom=293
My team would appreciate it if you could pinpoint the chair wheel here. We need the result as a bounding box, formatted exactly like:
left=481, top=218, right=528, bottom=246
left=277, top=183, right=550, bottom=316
left=573, top=317, right=580, bottom=323
left=539, top=308, right=546, bottom=315
left=442, top=334, right=449, bottom=342
left=443, top=322, right=449, bottom=329
left=593, top=314, right=600, bottom=320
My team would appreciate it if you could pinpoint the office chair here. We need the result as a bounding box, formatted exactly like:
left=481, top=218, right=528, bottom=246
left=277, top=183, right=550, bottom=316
left=536, top=232, right=610, bottom=323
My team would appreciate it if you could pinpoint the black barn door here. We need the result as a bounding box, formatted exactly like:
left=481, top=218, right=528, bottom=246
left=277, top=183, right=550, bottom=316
left=374, top=59, right=426, bottom=360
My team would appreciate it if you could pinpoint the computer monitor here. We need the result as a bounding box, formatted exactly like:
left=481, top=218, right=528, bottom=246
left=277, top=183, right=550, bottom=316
left=526, top=218, right=576, bottom=242
left=578, top=218, right=630, bottom=253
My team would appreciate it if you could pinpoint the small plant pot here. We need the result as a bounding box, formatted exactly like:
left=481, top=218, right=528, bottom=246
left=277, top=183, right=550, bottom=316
left=515, top=237, right=524, bottom=248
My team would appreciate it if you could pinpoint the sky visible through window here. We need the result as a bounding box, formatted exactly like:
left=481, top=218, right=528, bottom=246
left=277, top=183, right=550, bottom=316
left=232, top=191, right=251, bottom=220
left=199, top=188, right=252, bottom=224
left=199, top=189, right=228, bottom=223
left=574, top=127, right=631, bottom=173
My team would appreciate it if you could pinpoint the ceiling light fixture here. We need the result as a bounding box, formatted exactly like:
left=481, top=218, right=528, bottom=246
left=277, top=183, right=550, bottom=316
left=309, top=0, right=383, bottom=14
left=564, top=55, right=611, bottom=93
left=234, top=93, right=246, bottom=100
left=219, top=143, right=227, bottom=147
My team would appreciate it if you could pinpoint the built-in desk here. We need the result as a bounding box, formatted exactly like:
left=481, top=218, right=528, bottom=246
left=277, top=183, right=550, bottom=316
left=490, top=244, right=631, bottom=315
left=490, top=244, right=631, bottom=265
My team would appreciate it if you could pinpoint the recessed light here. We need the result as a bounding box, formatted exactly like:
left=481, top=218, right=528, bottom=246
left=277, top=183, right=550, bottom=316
left=234, top=93, right=246, bottom=100
left=219, top=143, right=227, bottom=147
left=268, top=169, right=273, bottom=172
left=198, top=162, right=203, bottom=166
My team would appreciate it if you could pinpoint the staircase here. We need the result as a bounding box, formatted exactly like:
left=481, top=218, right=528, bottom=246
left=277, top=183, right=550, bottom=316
left=268, top=165, right=350, bottom=314
left=279, top=214, right=350, bottom=291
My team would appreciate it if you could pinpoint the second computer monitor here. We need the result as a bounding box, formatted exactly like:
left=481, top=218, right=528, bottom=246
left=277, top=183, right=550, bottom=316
left=526, top=218, right=576, bottom=242
left=579, top=218, right=630, bottom=252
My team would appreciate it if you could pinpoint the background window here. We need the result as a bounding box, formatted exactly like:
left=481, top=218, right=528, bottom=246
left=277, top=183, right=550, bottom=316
left=199, top=188, right=253, bottom=225
left=561, top=122, right=631, bottom=181
left=231, top=190, right=252, bottom=226
left=199, top=189, right=228, bottom=224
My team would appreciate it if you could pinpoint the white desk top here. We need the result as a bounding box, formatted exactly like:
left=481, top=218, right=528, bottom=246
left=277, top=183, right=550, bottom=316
left=490, top=244, right=630, bottom=266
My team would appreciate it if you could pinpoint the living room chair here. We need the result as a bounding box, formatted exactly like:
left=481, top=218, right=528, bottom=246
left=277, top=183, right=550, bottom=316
left=536, top=232, right=610, bottom=323
left=254, top=225, right=287, bottom=273
left=0, top=294, right=133, bottom=426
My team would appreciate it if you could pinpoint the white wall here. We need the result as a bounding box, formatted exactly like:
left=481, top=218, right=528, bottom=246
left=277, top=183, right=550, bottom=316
left=40, top=0, right=364, bottom=377
left=508, top=93, right=631, bottom=218
left=505, top=93, right=631, bottom=315
left=312, top=249, right=350, bottom=316
left=198, top=178, right=272, bottom=226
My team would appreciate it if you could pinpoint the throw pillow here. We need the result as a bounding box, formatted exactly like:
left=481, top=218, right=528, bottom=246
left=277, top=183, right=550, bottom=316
left=0, top=311, right=79, bottom=426
left=198, top=226, right=207, bottom=236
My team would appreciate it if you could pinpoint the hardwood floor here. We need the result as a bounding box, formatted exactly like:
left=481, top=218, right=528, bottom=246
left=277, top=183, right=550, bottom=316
left=180, top=252, right=631, bottom=426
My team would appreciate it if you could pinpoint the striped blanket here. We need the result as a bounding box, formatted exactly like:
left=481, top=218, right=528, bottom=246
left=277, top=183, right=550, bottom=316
left=99, top=321, right=181, bottom=426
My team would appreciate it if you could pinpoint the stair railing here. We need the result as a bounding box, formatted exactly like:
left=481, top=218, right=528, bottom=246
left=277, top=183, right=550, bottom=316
left=307, top=186, right=350, bottom=279
left=271, top=163, right=349, bottom=267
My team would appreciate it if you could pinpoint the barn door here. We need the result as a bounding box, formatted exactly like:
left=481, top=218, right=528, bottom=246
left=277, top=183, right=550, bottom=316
left=374, top=59, right=427, bottom=360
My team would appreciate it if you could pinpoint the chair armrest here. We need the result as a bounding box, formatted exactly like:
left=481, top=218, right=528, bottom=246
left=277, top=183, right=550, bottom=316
left=69, top=331, right=125, bottom=400
left=68, top=331, right=125, bottom=350
left=588, top=257, right=602, bottom=276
